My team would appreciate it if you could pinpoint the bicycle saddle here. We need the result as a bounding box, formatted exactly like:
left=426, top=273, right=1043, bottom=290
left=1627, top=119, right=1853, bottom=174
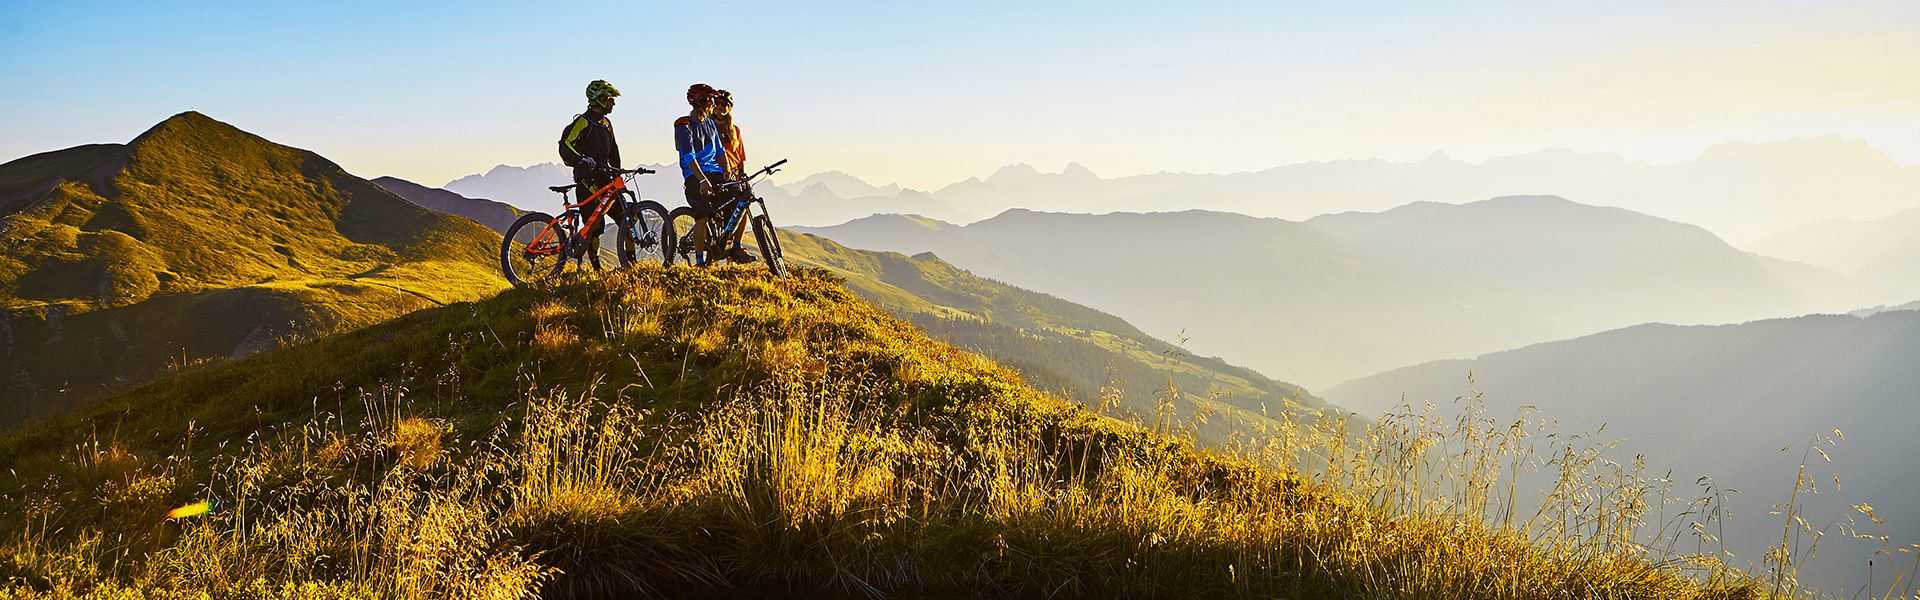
left=547, top=184, right=579, bottom=193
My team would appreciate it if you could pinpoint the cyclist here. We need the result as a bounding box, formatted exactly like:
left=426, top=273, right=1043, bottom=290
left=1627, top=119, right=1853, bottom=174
left=674, top=83, right=754, bottom=264
left=712, top=89, right=754, bottom=262
left=557, top=79, right=623, bottom=268
left=716, top=89, right=747, bottom=180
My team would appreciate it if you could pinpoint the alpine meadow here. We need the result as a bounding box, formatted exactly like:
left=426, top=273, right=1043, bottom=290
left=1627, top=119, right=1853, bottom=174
left=6, top=2, right=1920, bottom=598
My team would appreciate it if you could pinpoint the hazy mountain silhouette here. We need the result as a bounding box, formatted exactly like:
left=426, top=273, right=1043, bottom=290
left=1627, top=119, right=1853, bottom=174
left=1324, top=308, right=1920, bottom=592
left=1305, top=196, right=1815, bottom=326
left=373, top=176, right=519, bottom=233
left=756, top=137, right=1920, bottom=243
left=778, top=170, right=903, bottom=199
left=0, top=112, right=506, bottom=427
left=1750, top=205, right=1920, bottom=292
left=444, top=162, right=967, bottom=226
left=798, top=196, right=1865, bottom=388
left=449, top=135, right=1919, bottom=238
left=776, top=231, right=1331, bottom=442
left=443, top=162, right=576, bottom=210
left=802, top=208, right=1550, bottom=388
left=444, top=162, right=681, bottom=215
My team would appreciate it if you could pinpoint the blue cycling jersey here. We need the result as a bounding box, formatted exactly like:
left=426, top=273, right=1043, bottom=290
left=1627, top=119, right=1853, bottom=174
left=674, top=116, right=725, bottom=179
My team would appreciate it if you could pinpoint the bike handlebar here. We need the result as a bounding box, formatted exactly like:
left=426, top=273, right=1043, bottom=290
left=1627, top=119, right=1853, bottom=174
left=584, top=166, right=655, bottom=175
left=748, top=159, right=788, bottom=180
left=716, top=159, right=791, bottom=190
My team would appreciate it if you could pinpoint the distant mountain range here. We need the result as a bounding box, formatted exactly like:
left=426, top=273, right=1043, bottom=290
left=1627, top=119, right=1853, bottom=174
left=1324, top=307, right=1920, bottom=593
left=0, top=112, right=506, bottom=427
left=774, top=232, right=1331, bottom=443
left=920, top=137, right=1920, bottom=243
left=443, top=163, right=967, bottom=226
left=1750, top=205, right=1920, bottom=292
left=797, top=198, right=1912, bottom=388
left=445, top=134, right=1920, bottom=243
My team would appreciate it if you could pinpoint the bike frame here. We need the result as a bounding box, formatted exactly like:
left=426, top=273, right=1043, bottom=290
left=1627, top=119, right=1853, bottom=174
left=700, top=163, right=784, bottom=252
left=703, top=188, right=766, bottom=249
left=522, top=174, right=634, bottom=257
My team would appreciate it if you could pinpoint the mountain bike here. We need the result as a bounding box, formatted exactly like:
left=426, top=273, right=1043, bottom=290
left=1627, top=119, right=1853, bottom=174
left=500, top=167, right=673, bottom=286
left=669, top=159, right=789, bottom=276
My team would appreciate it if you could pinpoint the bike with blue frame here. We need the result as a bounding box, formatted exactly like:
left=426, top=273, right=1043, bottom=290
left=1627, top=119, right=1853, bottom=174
left=668, top=159, right=789, bottom=276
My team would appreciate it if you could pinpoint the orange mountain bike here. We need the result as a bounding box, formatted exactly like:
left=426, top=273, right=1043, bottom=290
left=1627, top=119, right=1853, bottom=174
left=500, top=167, right=673, bottom=286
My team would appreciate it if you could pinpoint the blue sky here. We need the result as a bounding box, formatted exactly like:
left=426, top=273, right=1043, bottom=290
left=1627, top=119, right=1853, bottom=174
left=3, top=1, right=1917, bottom=188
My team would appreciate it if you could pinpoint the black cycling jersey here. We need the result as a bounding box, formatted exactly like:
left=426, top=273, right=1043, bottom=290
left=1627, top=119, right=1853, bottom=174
left=558, top=108, right=620, bottom=170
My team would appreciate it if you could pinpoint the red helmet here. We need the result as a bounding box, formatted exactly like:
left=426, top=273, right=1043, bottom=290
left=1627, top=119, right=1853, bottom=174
left=687, top=83, right=718, bottom=104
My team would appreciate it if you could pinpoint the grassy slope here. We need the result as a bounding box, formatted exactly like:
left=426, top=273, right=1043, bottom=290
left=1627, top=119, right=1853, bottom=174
left=0, top=267, right=1763, bottom=598
left=0, top=113, right=507, bottom=426
left=780, top=231, right=1330, bottom=444
left=372, top=175, right=522, bottom=234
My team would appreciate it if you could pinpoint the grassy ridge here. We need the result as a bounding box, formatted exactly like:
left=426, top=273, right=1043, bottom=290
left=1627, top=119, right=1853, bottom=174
left=0, top=267, right=1768, bottom=598
left=779, top=230, right=1329, bottom=445
left=0, top=113, right=507, bottom=425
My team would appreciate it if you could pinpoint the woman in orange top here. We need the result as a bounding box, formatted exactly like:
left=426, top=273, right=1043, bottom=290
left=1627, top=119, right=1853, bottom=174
left=711, top=89, right=754, bottom=262
left=715, top=89, right=746, bottom=180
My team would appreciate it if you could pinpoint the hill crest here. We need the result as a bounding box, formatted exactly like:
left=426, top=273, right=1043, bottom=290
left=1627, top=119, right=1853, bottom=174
left=0, top=267, right=1765, bottom=597
left=0, top=112, right=507, bottom=426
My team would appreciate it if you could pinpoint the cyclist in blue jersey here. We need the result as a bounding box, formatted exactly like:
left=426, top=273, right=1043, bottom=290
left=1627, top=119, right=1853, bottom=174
left=674, top=83, right=753, bottom=263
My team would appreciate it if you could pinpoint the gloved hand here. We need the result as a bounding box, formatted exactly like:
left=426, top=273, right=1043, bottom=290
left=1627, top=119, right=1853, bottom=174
left=579, top=157, right=599, bottom=169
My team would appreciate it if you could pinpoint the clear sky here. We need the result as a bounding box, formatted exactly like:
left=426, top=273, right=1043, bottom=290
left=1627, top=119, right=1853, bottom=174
left=3, top=0, right=1917, bottom=189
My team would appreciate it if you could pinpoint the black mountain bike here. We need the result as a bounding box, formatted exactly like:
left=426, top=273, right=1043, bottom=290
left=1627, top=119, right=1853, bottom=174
left=669, top=159, right=789, bottom=276
left=500, top=167, right=673, bottom=286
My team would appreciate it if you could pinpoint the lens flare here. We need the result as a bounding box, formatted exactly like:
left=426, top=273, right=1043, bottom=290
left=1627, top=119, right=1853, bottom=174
left=166, top=501, right=212, bottom=520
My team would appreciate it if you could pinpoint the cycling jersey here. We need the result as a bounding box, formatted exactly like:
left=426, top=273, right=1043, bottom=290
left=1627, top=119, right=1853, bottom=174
left=718, top=120, right=745, bottom=179
left=674, top=115, right=726, bottom=179
left=558, top=108, right=620, bottom=170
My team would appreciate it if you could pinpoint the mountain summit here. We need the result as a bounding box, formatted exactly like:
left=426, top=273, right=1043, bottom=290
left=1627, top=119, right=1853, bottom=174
left=0, top=112, right=505, bottom=426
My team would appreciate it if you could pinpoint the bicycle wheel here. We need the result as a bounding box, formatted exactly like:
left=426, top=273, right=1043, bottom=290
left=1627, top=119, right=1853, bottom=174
left=619, top=200, right=674, bottom=268
left=751, top=214, right=788, bottom=277
left=501, top=212, right=564, bottom=286
left=668, top=206, right=710, bottom=266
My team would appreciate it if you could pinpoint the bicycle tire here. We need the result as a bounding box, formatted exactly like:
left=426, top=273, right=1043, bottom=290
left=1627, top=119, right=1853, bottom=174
left=668, top=206, right=710, bottom=266
left=622, top=199, right=675, bottom=267
left=618, top=199, right=675, bottom=268
left=751, top=214, right=787, bottom=277
left=501, top=211, right=563, bottom=286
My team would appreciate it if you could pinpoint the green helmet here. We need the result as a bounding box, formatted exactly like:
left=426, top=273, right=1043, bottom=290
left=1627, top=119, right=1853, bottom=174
left=586, top=80, right=621, bottom=104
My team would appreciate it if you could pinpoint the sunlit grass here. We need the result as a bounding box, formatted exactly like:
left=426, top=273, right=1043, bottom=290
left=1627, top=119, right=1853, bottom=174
left=0, top=266, right=1908, bottom=598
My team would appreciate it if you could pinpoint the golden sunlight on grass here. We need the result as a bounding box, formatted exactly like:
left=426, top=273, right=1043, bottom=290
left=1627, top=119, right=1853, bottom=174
left=0, top=267, right=1899, bottom=598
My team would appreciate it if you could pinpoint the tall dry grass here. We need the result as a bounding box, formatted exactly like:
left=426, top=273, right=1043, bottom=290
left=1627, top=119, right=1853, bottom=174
left=0, top=267, right=1911, bottom=598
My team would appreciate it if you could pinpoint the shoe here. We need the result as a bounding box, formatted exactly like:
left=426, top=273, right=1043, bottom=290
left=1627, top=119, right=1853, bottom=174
left=729, top=246, right=758, bottom=264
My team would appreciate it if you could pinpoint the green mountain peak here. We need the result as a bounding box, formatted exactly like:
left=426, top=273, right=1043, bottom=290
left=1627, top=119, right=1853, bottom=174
left=0, top=112, right=506, bottom=426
